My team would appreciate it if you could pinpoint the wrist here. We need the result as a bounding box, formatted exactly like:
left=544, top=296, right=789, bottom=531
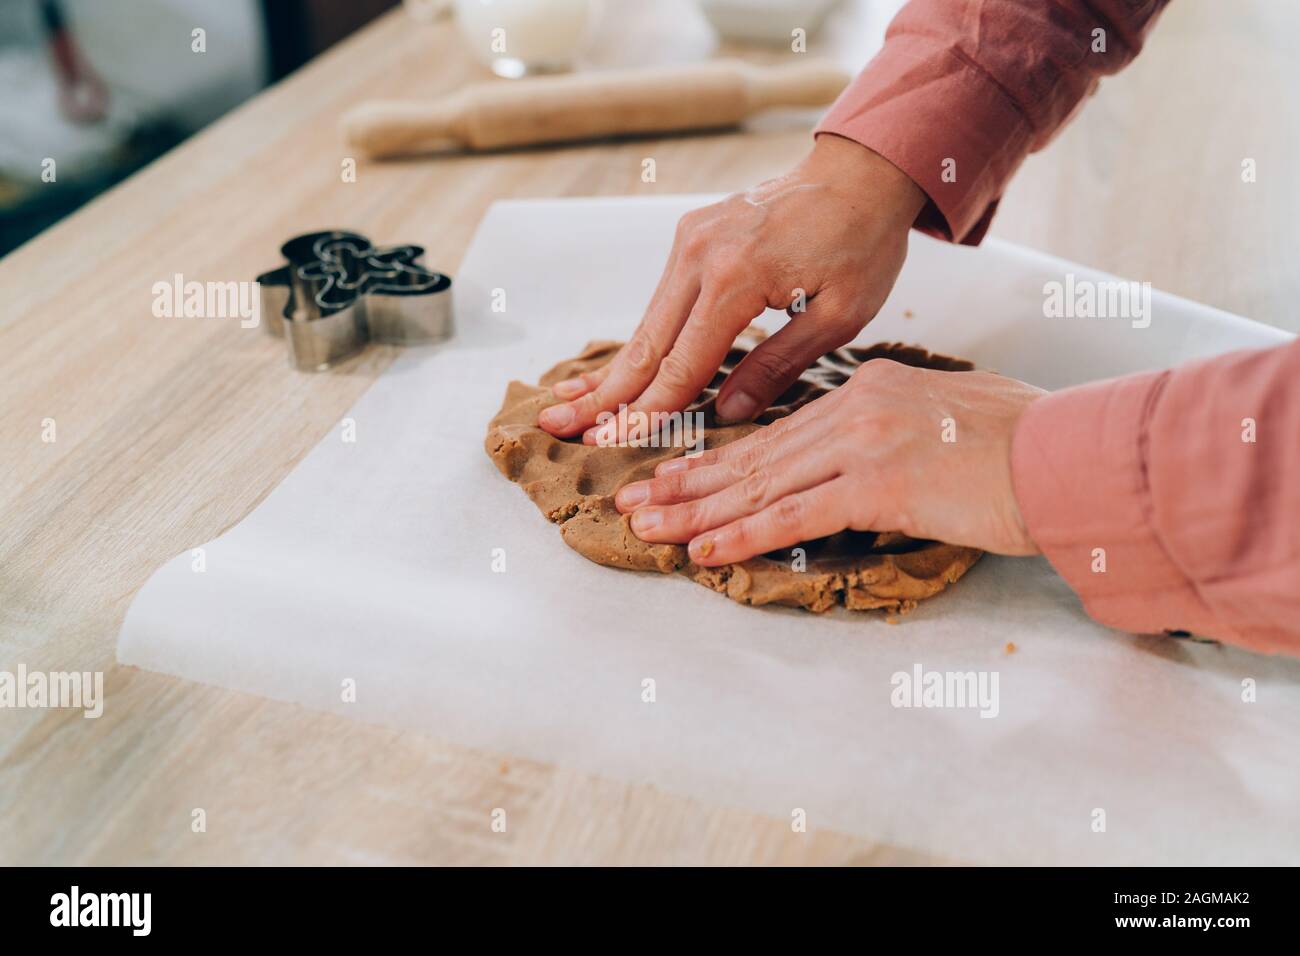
left=804, top=133, right=928, bottom=227
left=1002, top=396, right=1045, bottom=557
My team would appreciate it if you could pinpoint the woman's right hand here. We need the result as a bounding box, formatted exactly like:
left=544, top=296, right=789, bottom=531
left=536, top=134, right=928, bottom=442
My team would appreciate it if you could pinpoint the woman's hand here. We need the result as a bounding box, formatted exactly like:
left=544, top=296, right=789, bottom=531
left=537, top=135, right=927, bottom=441
left=613, top=359, right=1046, bottom=563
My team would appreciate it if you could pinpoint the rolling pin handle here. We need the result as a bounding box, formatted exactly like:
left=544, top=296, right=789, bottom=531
left=342, top=95, right=469, bottom=158
left=744, top=60, right=852, bottom=110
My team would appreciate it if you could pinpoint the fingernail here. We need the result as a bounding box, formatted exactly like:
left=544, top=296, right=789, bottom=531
left=552, top=378, right=585, bottom=398
left=540, top=404, right=574, bottom=429
left=716, top=390, right=757, bottom=423
left=657, top=457, right=690, bottom=475
left=690, top=536, right=715, bottom=560
left=616, top=483, right=650, bottom=510
left=631, top=509, right=661, bottom=533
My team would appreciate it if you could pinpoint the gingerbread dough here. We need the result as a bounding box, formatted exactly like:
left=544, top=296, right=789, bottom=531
left=485, top=334, right=983, bottom=614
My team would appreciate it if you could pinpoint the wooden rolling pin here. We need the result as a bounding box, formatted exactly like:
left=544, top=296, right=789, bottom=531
left=341, top=59, right=851, bottom=158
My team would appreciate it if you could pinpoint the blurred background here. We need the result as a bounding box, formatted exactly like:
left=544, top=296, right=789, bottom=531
left=0, top=0, right=401, bottom=255
left=4, top=0, right=1297, bottom=334
left=1, top=0, right=903, bottom=256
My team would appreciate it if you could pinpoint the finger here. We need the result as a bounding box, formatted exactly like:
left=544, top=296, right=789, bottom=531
left=715, top=289, right=861, bottom=423
left=584, top=283, right=761, bottom=447
left=618, top=403, right=838, bottom=510
left=550, top=364, right=610, bottom=400
left=628, top=444, right=841, bottom=544
left=580, top=400, right=682, bottom=446
left=538, top=272, right=700, bottom=437
left=689, top=476, right=860, bottom=566
left=654, top=383, right=847, bottom=477
left=625, top=281, right=765, bottom=425
left=579, top=397, right=660, bottom=446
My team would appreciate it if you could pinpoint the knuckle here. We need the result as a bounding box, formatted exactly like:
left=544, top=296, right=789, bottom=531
left=829, top=305, right=866, bottom=337
left=673, top=499, right=701, bottom=530
left=850, top=413, right=887, bottom=443
left=654, top=351, right=695, bottom=392
left=858, top=357, right=895, bottom=380
left=678, top=208, right=707, bottom=232
left=622, top=334, right=656, bottom=373
left=681, top=228, right=712, bottom=259
left=581, top=387, right=621, bottom=422
left=707, top=256, right=746, bottom=287
left=729, top=443, right=767, bottom=480
left=575, top=391, right=603, bottom=417
left=740, top=470, right=769, bottom=507
left=730, top=518, right=757, bottom=553
left=874, top=496, right=913, bottom=537
left=657, top=471, right=689, bottom=502
left=745, top=348, right=795, bottom=388
left=874, top=357, right=914, bottom=382
left=770, top=495, right=805, bottom=529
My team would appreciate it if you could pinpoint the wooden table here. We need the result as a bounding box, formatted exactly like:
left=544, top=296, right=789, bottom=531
left=2, top=0, right=1295, bottom=865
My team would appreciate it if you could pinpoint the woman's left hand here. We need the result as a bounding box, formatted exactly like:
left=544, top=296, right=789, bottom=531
left=614, top=358, right=1047, bottom=564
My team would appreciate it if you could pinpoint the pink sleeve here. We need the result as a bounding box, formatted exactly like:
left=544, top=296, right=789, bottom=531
left=1010, top=340, right=1300, bottom=655
left=815, top=0, right=1170, bottom=244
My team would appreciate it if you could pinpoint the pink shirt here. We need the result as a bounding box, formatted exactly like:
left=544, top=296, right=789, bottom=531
left=816, top=0, right=1300, bottom=654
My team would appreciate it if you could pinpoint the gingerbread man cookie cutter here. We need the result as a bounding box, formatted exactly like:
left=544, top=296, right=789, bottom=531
left=257, top=230, right=453, bottom=371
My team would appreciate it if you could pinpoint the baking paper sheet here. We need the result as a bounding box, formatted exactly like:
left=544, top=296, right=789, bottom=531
left=120, top=196, right=1300, bottom=865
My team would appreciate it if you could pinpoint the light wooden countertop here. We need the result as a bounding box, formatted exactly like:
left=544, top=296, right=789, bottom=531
left=1, top=0, right=1294, bottom=865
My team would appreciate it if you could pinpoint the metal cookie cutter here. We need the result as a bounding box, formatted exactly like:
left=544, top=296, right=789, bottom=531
left=257, top=230, right=453, bottom=371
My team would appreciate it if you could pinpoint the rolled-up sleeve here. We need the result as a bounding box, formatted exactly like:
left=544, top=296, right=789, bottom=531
left=1011, top=340, right=1300, bottom=655
left=816, top=0, right=1170, bottom=244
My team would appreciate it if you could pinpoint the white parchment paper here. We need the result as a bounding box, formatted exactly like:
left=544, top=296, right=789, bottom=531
left=120, top=196, right=1300, bottom=865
